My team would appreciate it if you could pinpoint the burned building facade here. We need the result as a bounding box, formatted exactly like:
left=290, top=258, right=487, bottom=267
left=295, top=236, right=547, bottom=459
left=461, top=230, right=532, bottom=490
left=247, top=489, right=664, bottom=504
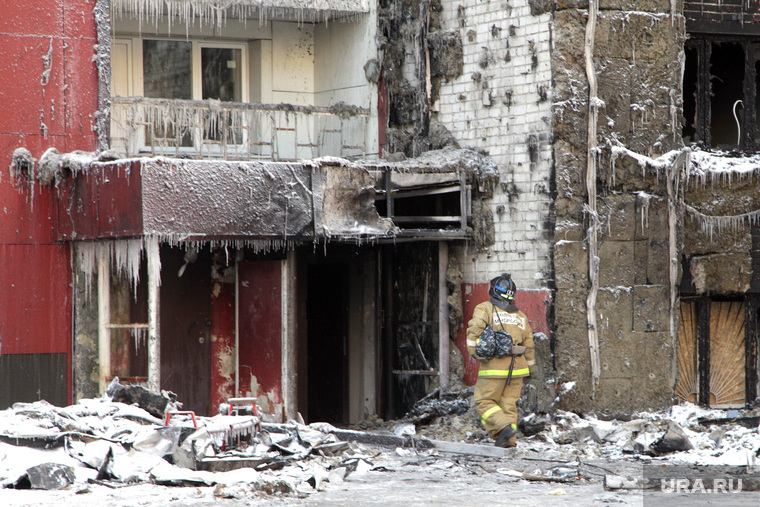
left=1, top=0, right=759, bottom=421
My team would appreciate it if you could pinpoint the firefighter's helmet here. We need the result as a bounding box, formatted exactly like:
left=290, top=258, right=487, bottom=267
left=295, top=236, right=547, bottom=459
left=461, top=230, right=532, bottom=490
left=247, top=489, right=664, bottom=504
left=490, top=273, right=516, bottom=301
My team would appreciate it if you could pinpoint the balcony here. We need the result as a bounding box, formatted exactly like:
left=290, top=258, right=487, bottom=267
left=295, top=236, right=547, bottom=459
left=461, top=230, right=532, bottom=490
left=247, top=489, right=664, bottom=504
left=110, top=97, right=372, bottom=161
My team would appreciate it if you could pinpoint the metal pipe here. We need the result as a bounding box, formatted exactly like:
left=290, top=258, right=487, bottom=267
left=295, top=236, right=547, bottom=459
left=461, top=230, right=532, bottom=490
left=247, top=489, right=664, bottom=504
left=438, top=242, right=450, bottom=389
left=97, top=244, right=111, bottom=395
left=146, top=237, right=161, bottom=393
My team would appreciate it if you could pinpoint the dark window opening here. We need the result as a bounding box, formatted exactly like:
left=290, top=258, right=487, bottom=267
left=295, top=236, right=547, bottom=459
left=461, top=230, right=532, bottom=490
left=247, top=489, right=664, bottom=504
left=710, top=43, right=745, bottom=148
left=682, top=37, right=760, bottom=151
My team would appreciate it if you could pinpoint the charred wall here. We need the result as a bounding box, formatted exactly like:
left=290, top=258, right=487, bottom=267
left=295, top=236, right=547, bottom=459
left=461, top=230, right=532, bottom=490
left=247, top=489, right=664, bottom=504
left=684, top=0, right=760, bottom=35
left=552, top=3, right=685, bottom=415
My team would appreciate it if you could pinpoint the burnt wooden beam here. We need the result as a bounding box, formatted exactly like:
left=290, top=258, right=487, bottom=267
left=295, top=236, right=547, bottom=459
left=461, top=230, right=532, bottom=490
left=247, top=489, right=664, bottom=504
left=745, top=43, right=757, bottom=151
left=698, top=41, right=711, bottom=148
left=697, top=298, right=711, bottom=407
left=745, top=296, right=759, bottom=406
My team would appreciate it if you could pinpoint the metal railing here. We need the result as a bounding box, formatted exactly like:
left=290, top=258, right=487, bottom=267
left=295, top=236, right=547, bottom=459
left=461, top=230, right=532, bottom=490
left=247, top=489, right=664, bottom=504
left=110, top=97, right=371, bottom=161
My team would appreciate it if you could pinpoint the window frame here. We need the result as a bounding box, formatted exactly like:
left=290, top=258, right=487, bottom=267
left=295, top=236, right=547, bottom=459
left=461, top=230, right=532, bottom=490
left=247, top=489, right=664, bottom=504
left=683, top=35, right=760, bottom=151
left=113, top=37, right=250, bottom=156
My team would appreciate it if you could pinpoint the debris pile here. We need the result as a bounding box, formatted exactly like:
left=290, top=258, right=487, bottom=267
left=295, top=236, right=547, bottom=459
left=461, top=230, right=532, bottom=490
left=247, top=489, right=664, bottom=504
left=0, top=382, right=379, bottom=497
left=531, top=403, right=760, bottom=467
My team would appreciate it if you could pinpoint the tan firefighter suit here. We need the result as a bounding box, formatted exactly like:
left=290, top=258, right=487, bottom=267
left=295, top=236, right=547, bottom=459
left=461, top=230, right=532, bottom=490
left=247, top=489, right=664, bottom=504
left=466, top=301, right=535, bottom=442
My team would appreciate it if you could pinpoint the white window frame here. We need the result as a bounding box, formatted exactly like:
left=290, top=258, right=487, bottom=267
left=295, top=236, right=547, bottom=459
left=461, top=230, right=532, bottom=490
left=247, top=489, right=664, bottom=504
left=115, top=37, right=250, bottom=157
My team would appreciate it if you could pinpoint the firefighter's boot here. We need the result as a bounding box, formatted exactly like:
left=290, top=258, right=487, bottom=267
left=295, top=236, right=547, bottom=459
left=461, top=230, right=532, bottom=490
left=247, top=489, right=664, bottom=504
left=494, top=423, right=517, bottom=448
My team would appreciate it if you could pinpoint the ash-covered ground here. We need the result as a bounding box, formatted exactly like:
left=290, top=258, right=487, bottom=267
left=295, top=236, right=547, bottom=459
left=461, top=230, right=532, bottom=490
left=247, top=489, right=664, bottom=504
left=2, top=383, right=760, bottom=506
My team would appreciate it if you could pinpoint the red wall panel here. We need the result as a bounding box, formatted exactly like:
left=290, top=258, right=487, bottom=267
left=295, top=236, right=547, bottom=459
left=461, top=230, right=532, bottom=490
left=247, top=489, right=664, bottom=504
left=237, top=261, right=283, bottom=418
left=63, top=0, right=98, bottom=39
left=0, top=244, right=71, bottom=355
left=62, top=37, right=99, bottom=152
left=0, top=1, right=65, bottom=37
left=210, top=280, right=236, bottom=412
left=456, top=283, right=551, bottom=386
left=0, top=35, right=67, bottom=136
left=0, top=0, right=100, bottom=408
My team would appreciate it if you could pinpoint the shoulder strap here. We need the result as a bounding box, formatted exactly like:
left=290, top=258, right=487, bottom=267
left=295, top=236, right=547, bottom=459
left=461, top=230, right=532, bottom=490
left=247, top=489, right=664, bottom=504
left=492, top=303, right=505, bottom=330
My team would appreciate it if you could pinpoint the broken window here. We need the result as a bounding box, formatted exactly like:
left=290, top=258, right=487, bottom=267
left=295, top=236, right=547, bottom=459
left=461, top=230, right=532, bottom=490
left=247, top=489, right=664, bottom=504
left=682, top=37, right=760, bottom=150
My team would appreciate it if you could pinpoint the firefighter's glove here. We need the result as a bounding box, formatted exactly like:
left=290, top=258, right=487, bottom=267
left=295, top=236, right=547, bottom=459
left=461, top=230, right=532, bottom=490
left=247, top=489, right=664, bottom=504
left=476, top=325, right=497, bottom=360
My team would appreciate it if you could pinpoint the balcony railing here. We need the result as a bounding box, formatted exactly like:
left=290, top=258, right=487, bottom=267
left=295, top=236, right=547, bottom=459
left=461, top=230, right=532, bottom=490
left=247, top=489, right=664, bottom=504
left=110, top=97, right=372, bottom=161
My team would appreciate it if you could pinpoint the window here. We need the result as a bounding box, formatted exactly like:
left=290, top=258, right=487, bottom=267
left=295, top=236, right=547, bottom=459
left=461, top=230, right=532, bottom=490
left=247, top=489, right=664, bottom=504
left=682, top=37, right=760, bottom=151
left=142, top=40, right=244, bottom=102
left=137, top=39, right=248, bottom=151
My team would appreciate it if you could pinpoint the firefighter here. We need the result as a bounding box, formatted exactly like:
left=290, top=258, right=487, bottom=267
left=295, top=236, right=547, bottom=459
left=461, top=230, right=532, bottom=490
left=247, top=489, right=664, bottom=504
left=466, top=273, right=535, bottom=448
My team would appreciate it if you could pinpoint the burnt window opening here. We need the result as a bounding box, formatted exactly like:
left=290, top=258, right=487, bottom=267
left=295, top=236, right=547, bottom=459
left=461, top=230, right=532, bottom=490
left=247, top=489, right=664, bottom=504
left=682, top=37, right=760, bottom=151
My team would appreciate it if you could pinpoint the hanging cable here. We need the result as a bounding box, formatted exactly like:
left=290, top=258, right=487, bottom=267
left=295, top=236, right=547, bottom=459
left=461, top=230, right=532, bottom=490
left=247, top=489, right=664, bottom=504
left=733, top=99, right=744, bottom=146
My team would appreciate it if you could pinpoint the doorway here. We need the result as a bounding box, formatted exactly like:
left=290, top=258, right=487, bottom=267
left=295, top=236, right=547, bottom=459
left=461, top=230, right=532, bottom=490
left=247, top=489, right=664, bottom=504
left=306, top=263, right=349, bottom=424
left=160, top=246, right=212, bottom=415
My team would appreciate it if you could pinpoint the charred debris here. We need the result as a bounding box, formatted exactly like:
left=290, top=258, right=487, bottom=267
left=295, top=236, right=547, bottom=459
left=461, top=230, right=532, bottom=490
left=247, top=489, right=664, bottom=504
left=3, top=380, right=760, bottom=496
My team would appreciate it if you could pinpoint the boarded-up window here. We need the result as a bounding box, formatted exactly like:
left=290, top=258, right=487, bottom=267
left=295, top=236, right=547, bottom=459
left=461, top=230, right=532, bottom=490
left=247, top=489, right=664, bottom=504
left=676, top=300, right=746, bottom=407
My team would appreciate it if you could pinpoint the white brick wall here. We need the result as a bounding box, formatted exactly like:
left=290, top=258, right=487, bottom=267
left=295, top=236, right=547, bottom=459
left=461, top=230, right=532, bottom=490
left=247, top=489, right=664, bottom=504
left=436, top=0, right=553, bottom=289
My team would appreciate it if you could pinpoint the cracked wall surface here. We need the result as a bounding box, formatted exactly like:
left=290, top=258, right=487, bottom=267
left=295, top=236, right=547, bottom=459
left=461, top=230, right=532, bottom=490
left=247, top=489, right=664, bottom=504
left=552, top=2, right=686, bottom=415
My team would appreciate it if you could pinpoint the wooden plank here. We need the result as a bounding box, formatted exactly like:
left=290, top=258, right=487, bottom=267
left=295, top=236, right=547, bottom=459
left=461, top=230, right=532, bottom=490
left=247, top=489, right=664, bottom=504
left=745, top=296, right=759, bottom=403
left=392, top=216, right=462, bottom=223
left=697, top=298, right=711, bottom=407
left=709, top=301, right=745, bottom=407
left=376, top=184, right=462, bottom=200
left=675, top=302, right=698, bottom=403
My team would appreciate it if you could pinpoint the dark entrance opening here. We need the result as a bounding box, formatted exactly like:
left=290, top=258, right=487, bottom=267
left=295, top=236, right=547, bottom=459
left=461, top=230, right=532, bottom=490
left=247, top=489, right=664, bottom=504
left=306, top=263, right=349, bottom=424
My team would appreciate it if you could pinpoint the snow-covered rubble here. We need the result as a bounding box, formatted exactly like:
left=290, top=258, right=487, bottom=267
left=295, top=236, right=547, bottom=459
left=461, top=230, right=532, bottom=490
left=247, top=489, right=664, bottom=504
left=533, top=403, right=760, bottom=469
left=2, top=378, right=759, bottom=502
left=0, top=390, right=377, bottom=498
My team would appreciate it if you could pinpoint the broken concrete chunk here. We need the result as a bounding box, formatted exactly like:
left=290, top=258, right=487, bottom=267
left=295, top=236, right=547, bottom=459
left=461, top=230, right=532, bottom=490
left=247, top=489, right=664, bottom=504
left=633, top=430, right=658, bottom=454
left=328, top=466, right=347, bottom=484
left=24, top=463, right=76, bottom=490
left=573, top=425, right=603, bottom=443
left=604, top=474, right=648, bottom=490
left=106, top=378, right=176, bottom=419
left=709, top=427, right=724, bottom=447
left=651, top=422, right=693, bottom=454
left=554, top=431, right=575, bottom=445
left=132, top=426, right=181, bottom=456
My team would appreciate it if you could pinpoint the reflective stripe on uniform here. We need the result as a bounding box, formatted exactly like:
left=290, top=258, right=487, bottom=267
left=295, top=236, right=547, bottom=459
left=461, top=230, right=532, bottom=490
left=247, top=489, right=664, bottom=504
left=527, top=359, right=536, bottom=366
left=481, top=405, right=502, bottom=426
left=478, top=367, right=530, bottom=377
left=466, top=339, right=478, bottom=347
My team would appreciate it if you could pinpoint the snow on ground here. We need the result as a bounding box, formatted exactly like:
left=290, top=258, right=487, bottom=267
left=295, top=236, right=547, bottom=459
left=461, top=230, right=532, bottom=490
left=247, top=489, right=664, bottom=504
left=1, top=394, right=759, bottom=505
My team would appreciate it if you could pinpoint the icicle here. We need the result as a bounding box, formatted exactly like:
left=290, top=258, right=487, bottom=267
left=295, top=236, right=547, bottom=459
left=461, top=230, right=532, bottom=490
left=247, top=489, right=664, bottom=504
left=637, top=192, right=652, bottom=230
left=131, top=326, right=148, bottom=352
left=145, top=236, right=162, bottom=287
left=77, top=242, right=99, bottom=301
left=112, top=238, right=145, bottom=296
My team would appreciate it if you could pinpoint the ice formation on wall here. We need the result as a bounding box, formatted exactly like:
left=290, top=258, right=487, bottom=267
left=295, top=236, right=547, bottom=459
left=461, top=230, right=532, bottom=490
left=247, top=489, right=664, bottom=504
left=77, top=238, right=152, bottom=298
left=609, top=146, right=760, bottom=241
left=112, top=0, right=370, bottom=29
left=110, top=98, right=370, bottom=162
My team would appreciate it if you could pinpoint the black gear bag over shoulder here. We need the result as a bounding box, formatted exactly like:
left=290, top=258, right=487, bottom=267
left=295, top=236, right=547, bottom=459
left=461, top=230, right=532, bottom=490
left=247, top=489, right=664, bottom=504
left=476, top=324, right=513, bottom=359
